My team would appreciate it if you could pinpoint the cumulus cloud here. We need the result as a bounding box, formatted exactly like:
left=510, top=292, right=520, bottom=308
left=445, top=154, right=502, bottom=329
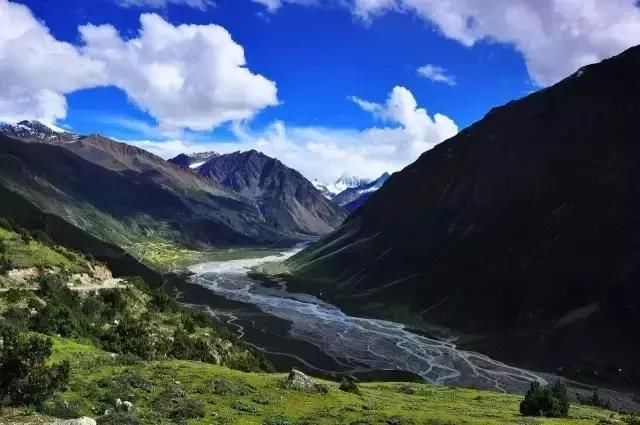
left=0, top=0, right=106, bottom=123
left=271, top=0, right=640, bottom=86
left=0, top=1, right=276, bottom=130
left=80, top=14, right=279, bottom=131
left=417, top=64, right=456, bottom=86
left=359, top=0, right=640, bottom=85
left=129, top=86, right=458, bottom=182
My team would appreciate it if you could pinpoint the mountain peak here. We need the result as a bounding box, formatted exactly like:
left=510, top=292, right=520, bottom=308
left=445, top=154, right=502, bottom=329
left=168, top=151, right=219, bottom=169
left=0, top=120, right=75, bottom=143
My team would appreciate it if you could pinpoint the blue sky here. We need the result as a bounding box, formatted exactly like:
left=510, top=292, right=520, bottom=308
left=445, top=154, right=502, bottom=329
left=2, top=0, right=640, bottom=181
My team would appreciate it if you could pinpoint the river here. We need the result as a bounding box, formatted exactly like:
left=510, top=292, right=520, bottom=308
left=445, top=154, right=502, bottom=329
left=180, top=246, right=557, bottom=394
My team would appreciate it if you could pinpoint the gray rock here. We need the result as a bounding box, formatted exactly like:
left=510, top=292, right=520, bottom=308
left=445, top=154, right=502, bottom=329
left=55, top=417, right=97, bottom=425
left=282, top=369, right=327, bottom=393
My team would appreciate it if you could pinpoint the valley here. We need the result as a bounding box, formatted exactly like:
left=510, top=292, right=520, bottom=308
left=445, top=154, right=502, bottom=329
left=1, top=3, right=640, bottom=422
left=166, top=247, right=640, bottom=412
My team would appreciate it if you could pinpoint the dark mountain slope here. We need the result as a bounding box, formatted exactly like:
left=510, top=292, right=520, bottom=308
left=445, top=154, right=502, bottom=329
left=168, top=151, right=219, bottom=169
left=289, top=46, right=640, bottom=388
left=198, top=150, right=347, bottom=235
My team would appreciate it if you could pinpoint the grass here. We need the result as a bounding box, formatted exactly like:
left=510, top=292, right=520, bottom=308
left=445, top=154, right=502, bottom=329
left=45, top=336, right=622, bottom=425
left=0, top=227, right=88, bottom=273
left=131, top=240, right=282, bottom=271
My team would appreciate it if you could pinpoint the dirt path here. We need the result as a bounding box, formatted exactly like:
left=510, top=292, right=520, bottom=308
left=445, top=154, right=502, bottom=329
left=0, top=278, right=124, bottom=293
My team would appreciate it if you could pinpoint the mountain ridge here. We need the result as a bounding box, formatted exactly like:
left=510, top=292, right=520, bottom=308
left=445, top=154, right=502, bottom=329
left=286, top=44, right=640, bottom=390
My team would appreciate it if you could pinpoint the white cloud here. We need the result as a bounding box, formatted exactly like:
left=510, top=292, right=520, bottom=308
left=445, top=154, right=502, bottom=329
left=273, top=0, right=640, bottom=86
left=0, top=0, right=106, bottom=123
left=250, top=0, right=318, bottom=13
left=129, top=86, right=458, bottom=182
left=0, top=1, right=276, bottom=131
left=115, top=0, right=214, bottom=9
left=417, top=64, right=456, bottom=86
left=359, top=0, right=640, bottom=85
left=80, top=14, right=279, bottom=132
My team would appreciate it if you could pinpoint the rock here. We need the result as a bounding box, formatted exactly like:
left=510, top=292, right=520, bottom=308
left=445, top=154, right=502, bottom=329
left=282, top=369, right=326, bottom=393
left=55, top=417, right=97, bottom=425
left=122, top=401, right=133, bottom=411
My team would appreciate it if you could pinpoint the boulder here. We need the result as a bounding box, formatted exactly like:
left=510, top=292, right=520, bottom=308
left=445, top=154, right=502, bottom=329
left=282, top=369, right=327, bottom=393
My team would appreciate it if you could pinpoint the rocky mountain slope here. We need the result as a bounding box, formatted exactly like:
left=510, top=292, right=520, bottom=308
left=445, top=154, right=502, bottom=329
left=288, top=45, right=640, bottom=390
left=0, top=127, right=328, bottom=260
left=169, top=151, right=219, bottom=169
left=198, top=150, right=347, bottom=235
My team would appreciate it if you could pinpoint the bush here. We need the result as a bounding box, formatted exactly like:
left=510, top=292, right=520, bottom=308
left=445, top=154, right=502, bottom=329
left=0, top=255, right=14, bottom=274
left=520, top=381, right=569, bottom=418
left=339, top=377, right=361, bottom=395
left=2, top=306, right=30, bottom=329
left=99, top=320, right=155, bottom=360
left=41, top=396, right=90, bottom=419
left=97, top=412, right=142, bottom=425
left=5, top=288, right=28, bottom=304
left=212, top=378, right=233, bottom=395
left=0, top=324, right=70, bottom=407
left=263, top=415, right=293, bottom=425
left=577, top=390, right=612, bottom=410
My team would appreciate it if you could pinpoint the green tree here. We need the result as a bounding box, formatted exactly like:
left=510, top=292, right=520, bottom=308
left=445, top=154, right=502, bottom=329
left=0, top=324, right=70, bottom=407
left=520, top=381, right=570, bottom=418
left=0, top=256, right=13, bottom=274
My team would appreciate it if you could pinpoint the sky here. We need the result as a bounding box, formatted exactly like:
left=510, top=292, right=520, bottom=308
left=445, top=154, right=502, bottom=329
left=2, top=0, right=640, bottom=182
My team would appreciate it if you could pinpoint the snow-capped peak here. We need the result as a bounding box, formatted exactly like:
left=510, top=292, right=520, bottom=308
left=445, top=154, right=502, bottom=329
left=313, top=174, right=374, bottom=199
left=0, top=120, right=76, bottom=144
left=334, top=174, right=371, bottom=191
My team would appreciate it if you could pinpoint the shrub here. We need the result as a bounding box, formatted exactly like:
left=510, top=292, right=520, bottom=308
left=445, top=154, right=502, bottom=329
left=41, top=396, right=90, bottom=419
left=231, top=400, right=260, bottom=413
left=5, top=288, right=28, bottom=304
left=520, top=381, right=569, bottom=418
left=99, top=320, right=155, bottom=360
left=623, top=415, right=640, bottom=425
left=577, top=390, right=612, bottom=410
left=31, top=303, right=78, bottom=337
left=212, top=378, right=233, bottom=395
left=0, top=255, right=14, bottom=274
left=97, top=412, right=142, bottom=425
left=263, top=415, right=293, bottom=425
left=38, top=273, right=70, bottom=297
left=0, top=324, right=70, bottom=407
left=2, top=306, right=30, bottom=329
left=339, top=377, right=361, bottom=395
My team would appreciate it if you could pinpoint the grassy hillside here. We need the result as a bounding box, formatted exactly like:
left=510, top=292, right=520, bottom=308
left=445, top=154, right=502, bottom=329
left=0, top=225, right=88, bottom=274
left=36, top=336, right=626, bottom=425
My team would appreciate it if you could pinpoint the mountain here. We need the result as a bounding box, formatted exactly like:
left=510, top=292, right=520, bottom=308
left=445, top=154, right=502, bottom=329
left=332, top=172, right=390, bottom=211
left=287, top=45, right=640, bottom=389
left=0, top=123, right=348, bottom=264
left=168, top=151, right=219, bottom=169
left=312, top=180, right=336, bottom=199
left=0, top=120, right=77, bottom=143
left=198, top=150, right=347, bottom=235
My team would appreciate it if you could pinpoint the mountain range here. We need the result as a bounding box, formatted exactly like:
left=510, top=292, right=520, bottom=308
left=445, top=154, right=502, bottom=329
left=288, top=45, right=640, bottom=389
left=0, top=122, right=345, bottom=263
